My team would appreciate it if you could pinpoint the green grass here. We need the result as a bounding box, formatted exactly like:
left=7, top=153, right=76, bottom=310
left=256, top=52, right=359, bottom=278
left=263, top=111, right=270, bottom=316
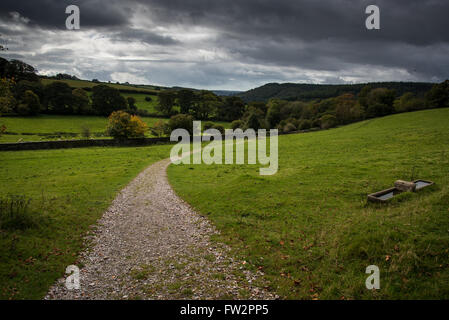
left=0, top=115, right=168, bottom=142
left=123, top=93, right=160, bottom=114
left=167, top=108, right=449, bottom=299
left=0, top=145, right=172, bottom=299
left=0, top=115, right=232, bottom=143
left=41, top=79, right=161, bottom=94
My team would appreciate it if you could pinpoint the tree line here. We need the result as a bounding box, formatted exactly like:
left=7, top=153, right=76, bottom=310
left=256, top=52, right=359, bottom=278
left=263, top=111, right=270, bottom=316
left=1, top=57, right=448, bottom=136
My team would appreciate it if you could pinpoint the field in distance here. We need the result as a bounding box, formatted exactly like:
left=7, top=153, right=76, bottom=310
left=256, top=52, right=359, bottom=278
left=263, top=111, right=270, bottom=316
left=0, top=115, right=168, bottom=143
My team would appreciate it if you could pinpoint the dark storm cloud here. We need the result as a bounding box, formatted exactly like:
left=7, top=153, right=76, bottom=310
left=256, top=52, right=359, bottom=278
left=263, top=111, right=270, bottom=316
left=140, top=0, right=449, bottom=45
left=0, top=0, right=448, bottom=89
left=0, top=0, right=130, bottom=29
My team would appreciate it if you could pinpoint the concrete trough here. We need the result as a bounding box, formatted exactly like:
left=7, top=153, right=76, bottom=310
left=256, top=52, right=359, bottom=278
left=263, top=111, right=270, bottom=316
left=368, top=179, right=435, bottom=203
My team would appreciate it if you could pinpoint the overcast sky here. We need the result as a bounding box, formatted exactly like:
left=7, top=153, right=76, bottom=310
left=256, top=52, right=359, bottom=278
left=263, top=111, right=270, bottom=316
left=0, top=0, right=448, bottom=90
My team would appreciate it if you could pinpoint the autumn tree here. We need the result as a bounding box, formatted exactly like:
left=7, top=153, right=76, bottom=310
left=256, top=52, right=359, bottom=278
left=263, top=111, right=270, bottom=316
left=106, top=111, right=148, bottom=139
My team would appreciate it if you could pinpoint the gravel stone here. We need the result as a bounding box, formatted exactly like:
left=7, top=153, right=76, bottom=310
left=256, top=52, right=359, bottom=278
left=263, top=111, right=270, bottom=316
left=45, top=159, right=277, bottom=300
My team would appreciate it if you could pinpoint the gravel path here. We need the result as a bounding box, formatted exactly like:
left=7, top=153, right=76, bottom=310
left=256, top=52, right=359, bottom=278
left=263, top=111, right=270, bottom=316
left=45, top=158, right=276, bottom=300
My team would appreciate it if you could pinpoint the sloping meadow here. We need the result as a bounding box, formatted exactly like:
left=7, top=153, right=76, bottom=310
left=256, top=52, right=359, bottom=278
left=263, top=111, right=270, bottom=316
left=168, top=108, right=449, bottom=299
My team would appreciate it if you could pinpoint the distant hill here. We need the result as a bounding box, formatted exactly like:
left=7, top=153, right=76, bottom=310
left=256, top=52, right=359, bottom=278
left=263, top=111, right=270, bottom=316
left=237, top=82, right=435, bottom=102
left=212, top=90, right=242, bottom=97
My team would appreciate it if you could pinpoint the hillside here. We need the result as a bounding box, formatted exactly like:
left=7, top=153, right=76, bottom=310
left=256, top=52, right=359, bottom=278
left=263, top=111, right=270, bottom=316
left=168, top=108, right=449, bottom=299
left=237, top=82, right=435, bottom=102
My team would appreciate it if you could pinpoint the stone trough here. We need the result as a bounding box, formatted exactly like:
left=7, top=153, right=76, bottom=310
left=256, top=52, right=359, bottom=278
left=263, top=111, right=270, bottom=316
left=368, top=179, right=434, bottom=203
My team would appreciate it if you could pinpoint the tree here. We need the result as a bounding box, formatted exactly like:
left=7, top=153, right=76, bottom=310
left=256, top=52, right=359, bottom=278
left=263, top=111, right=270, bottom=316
left=127, top=96, right=137, bottom=111
left=177, top=89, right=195, bottom=114
left=92, top=85, right=128, bottom=116
left=0, top=78, right=16, bottom=114
left=44, top=81, right=76, bottom=114
left=168, top=114, right=194, bottom=135
left=426, top=80, right=449, bottom=108
left=365, top=88, right=396, bottom=118
left=156, top=91, right=176, bottom=116
left=217, top=96, right=245, bottom=121
left=18, top=90, right=41, bottom=115
left=72, top=88, right=90, bottom=114
left=4, top=59, right=39, bottom=82
left=265, top=99, right=284, bottom=128
left=106, top=111, right=147, bottom=139
left=335, top=93, right=357, bottom=124
left=358, top=85, right=372, bottom=109
left=246, top=112, right=262, bottom=131
left=190, top=91, right=220, bottom=120
left=394, top=92, right=425, bottom=113
left=14, top=80, right=44, bottom=103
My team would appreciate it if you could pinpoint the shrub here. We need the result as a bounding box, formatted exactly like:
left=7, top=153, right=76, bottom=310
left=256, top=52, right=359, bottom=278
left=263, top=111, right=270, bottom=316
left=81, top=126, right=91, bottom=138
left=145, top=96, right=152, bottom=102
left=0, top=195, right=36, bottom=230
left=151, top=120, right=166, bottom=137
left=106, top=111, right=148, bottom=139
left=311, top=119, right=321, bottom=128
left=212, top=124, right=225, bottom=134
left=283, top=122, right=296, bottom=133
left=203, top=122, right=214, bottom=131
left=16, top=103, right=31, bottom=115
left=320, top=114, right=338, bottom=129
left=286, top=118, right=300, bottom=128
left=168, top=114, right=194, bottom=135
left=299, top=119, right=312, bottom=130
left=127, top=96, right=137, bottom=111
left=231, top=120, right=243, bottom=130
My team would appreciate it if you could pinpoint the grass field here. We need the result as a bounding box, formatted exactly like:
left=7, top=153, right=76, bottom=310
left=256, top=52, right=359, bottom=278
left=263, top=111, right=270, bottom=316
left=40, top=78, right=161, bottom=94
left=0, top=115, right=168, bottom=143
left=167, top=108, right=449, bottom=299
left=123, top=93, right=160, bottom=114
left=0, top=145, right=172, bottom=299
left=0, top=115, right=232, bottom=143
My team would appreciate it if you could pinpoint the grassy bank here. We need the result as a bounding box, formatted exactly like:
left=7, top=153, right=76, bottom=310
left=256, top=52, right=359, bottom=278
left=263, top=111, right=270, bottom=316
left=0, top=145, right=172, bottom=299
left=167, top=108, right=449, bottom=299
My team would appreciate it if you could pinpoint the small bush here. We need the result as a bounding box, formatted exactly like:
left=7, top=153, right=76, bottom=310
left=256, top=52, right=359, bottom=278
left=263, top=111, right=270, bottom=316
left=151, top=120, right=166, bottom=137
left=0, top=195, right=36, bottom=230
left=203, top=122, right=214, bottom=131
left=299, top=119, right=312, bottom=130
left=212, top=124, right=225, bottom=134
left=320, top=114, right=338, bottom=129
left=168, top=114, right=194, bottom=135
left=283, top=122, right=296, bottom=133
left=145, top=96, right=153, bottom=102
left=231, top=120, right=243, bottom=130
left=81, top=126, right=91, bottom=138
left=106, top=111, right=148, bottom=139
